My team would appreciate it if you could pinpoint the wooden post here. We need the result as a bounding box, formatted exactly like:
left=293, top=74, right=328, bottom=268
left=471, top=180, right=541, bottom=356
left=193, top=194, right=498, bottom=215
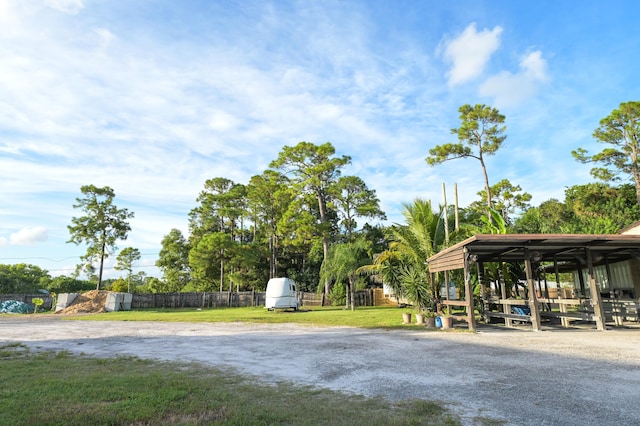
left=604, top=258, right=622, bottom=326
left=554, top=257, right=570, bottom=327
left=525, top=250, right=542, bottom=331
left=499, top=263, right=512, bottom=327
left=444, top=270, right=450, bottom=308
left=477, top=262, right=487, bottom=322
left=463, top=248, right=476, bottom=332
left=586, top=248, right=606, bottom=331
left=576, top=262, right=587, bottom=297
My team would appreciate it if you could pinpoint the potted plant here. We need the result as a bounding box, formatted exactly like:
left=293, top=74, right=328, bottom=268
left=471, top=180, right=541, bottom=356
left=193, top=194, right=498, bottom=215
left=422, top=310, right=438, bottom=327
left=399, top=266, right=433, bottom=326
left=439, top=312, right=454, bottom=329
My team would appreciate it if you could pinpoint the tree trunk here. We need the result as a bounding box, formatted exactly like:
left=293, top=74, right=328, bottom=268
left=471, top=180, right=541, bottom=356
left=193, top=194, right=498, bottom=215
left=219, top=257, right=224, bottom=292
left=631, top=148, right=640, bottom=208
left=479, top=155, right=492, bottom=210
left=317, top=191, right=331, bottom=295
left=97, top=235, right=106, bottom=290
left=349, top=275, right=356, bottom=311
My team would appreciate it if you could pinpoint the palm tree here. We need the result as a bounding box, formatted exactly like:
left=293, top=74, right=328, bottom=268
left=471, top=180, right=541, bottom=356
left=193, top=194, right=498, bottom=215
left=320, top=238, right=373, bottom=310
left=359, top=199, right=447, bottom=310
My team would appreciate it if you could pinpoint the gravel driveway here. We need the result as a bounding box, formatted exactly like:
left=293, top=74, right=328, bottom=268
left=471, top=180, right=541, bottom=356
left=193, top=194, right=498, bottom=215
left=2, top=316, right=640, bottom=425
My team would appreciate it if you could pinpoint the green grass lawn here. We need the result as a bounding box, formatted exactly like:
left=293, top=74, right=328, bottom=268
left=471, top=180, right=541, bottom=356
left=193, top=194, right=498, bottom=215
left=0, top=307, right=487, bottom=425
left=0, top=343, right=464, bottom=426
left=68, top=305, right=446, bottom=329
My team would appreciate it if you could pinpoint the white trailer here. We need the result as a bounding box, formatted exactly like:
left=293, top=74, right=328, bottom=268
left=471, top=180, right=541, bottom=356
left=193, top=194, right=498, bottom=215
left=265, top=278, right=299, bottom=311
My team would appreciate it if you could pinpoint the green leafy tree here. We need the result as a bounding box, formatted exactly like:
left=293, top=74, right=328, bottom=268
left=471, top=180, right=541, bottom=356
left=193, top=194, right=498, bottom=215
left=156, top=229, right=191, bottom=292
left=47, top=275, right=94, bottom=293
left=0, top=264, right=51, bottom=293
left=67, top=185, right=134, bottom=290
left=246, top=170, right=293, bottom=278
left=471, top=179, right=532, bottom=223
left=514, top=183, right=640, bottom=234
left=270, top=142, right=350, bottom=294
left=188, top=232, right=234, bottom=292
left=320, top=238, right=373, bottom=310
left=563, top=183, right=640, bottom=233
left=427, top=104, right=506, bottom=211
left=359, top=199, right=445, bottom=309
left=330, top=175, right=386, bottom=239
left=514, top=199, right=571, bottom=234
left=115, top=247, right=141, bottom=292
left=572, top=101, right=640, bottom=207
left=188, top=178, right=247, bottom=292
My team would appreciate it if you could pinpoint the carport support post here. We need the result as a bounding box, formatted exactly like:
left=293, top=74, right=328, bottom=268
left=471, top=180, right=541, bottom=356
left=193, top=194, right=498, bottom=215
left=477, top=262, right=488, bottom=322
left=586, top=248, right=606, bottom=331
left=524, top=250, right=542, bottom=331
left=463, top=248, right=476, bottom=331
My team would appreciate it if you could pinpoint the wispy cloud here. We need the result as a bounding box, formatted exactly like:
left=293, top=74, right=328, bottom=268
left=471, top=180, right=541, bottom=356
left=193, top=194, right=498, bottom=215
left=1, top=0, right=636, bottom=277
left=479, top=50, right=549, bottom=107
left=44, top=0, right=84, bottom=15
left=2, top=227, right=49, bottom=245
left=439, top=23, right=503, bottom=87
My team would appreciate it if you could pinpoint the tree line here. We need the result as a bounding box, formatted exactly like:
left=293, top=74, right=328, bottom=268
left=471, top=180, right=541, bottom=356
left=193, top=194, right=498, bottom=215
left=3, top=101, right=640, bottom=303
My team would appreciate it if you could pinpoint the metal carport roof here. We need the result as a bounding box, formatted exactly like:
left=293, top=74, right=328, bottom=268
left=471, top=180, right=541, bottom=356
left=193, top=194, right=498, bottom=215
left=427, top=233, right=640, bottom=272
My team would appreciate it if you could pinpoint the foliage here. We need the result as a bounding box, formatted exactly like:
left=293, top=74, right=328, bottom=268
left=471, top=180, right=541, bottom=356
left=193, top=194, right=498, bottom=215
left=31, top=297, right=44, bottom=313
left=246, top=170, right=293, bottom=279
left=320, top=238, right=373, bottom=310
left=398, top=265, right=432, bottom=311
left=513, top=198, right=571, bottom=234
left=573, top=101, right=640, bottom=207
left=156, top=229, right=191, bottom=292
left=114, top=247, right=141, bottom=293
left=427, top=104, right=506, bottom=210
left=0, top=263, right=50, bottom=293
left=67, top=185, right=134, bottom=290
left=514, top=183, right=640, bottom=234
left=359, top=199, right=445, bottom=309
left=270, top=141, right=351, bottom=294
left=47, top=275, right=94, bottom=294
left=188, top=232, right=233, bottom=292
left=471, top=179, right=532, bottom=223
left=330, top=175, right=386, bottom=238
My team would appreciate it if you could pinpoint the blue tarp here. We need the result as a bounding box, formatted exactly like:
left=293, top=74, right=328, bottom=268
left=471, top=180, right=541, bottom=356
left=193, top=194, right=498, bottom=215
left=0, top=300, right=34, bottom=314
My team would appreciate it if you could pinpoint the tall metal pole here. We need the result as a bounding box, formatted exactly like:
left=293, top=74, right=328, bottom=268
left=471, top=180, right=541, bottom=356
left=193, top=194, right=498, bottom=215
left=454, top=183, right=459, bottom=231
left=442, top=182, right=449, bottom=246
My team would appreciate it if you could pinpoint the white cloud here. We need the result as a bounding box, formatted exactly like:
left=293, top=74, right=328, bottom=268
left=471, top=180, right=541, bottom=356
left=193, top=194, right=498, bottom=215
left=94, top=27, right=115, bottom=49
left=479, top=50, right=548, bottom=107
left=44, top=0, right=84, bottom=15
left=9, top=227, right=48, bottom=245
left=440, top=23, right=503, bottom=87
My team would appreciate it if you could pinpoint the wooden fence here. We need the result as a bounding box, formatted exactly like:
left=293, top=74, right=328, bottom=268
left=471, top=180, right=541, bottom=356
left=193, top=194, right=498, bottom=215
left=1, top=289, right=383, bottom=311
left=131, top=289, right=377, bottom=309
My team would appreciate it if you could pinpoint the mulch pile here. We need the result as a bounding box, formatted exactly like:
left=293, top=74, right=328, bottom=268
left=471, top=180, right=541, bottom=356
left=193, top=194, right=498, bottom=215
left=56, top=290, right=110, bottom=315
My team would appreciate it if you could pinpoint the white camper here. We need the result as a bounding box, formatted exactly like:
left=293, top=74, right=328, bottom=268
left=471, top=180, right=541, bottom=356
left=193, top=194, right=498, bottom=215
left=265, top=278, right=299, bottom=310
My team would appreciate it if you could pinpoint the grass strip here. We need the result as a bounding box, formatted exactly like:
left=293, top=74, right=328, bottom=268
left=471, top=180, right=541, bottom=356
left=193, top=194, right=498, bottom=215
left=0, top=343, right=461, bottom=426
left=64, top=306, right=466, bottom=330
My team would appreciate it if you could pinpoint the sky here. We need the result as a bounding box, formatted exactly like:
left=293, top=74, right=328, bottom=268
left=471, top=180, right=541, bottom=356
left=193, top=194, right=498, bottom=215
left=1, top=0, right=639, bottom=280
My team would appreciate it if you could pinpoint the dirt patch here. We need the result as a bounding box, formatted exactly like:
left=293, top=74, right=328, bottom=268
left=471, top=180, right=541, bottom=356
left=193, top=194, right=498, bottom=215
left=56, top=290, right=110, bottom=315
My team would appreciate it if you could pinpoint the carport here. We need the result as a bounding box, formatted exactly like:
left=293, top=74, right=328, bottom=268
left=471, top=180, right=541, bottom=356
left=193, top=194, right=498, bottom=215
left=426, top=234, right=640, bottom=331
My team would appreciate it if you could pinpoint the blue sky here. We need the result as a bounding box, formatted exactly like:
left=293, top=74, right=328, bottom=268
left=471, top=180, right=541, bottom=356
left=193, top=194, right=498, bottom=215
left=1, top=0, right=639, bottom=279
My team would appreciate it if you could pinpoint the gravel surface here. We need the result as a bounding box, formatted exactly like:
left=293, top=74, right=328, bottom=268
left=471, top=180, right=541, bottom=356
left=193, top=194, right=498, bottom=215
left=2, top=316, right=640, bottom=425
